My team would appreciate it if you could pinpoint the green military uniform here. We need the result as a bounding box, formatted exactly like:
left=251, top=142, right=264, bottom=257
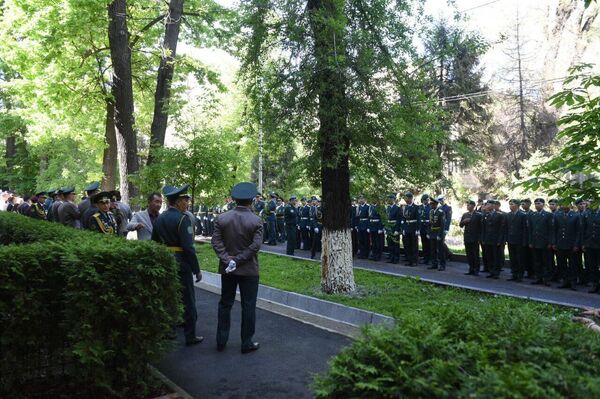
left=428, top=197, right=446, bottom=271
left=87, top=192, right=117, bottom=235
left=284, top=196, right=299, bottom=255
left=527, top=198, right=554, bottom=285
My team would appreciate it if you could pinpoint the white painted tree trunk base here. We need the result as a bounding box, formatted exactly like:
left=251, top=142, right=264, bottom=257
left=321, top=228, right=356, bottom=294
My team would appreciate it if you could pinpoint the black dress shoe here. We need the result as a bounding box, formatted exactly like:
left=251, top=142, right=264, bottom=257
left=185, top=336, right=204, bottom=346
left=464, top=272, right=474, bottom=275
left=486, top=274, right=495, bottom=278
left=241, top=342, right=260, bottom=354
left=217, top=343, right=226, bottom=352
left=531, top=280, right=543, bottom=285
left=427, top=265, right=438, bottom=269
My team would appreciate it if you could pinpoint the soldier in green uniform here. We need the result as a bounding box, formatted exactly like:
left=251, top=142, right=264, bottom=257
left=481, top=199, right=505, bottom=279
left=284, top=196, right=298, bottom=255
left=87, top=192, right=118, bottom=234
left=152, top=185, right=203, bottom=346
left=368, top=199, right=384, bottom=261
left=276, top=197, right=286, bottom=243
left=460, top=200, right=482, bottom=275
left=505, top=199, right=527, bottom=282
left=402, top=192, right=420, bottom=266
left=552, top=199, right=580, bottom=290
left=427, top=196, right=446, bottom=271
left=385, top=194, right=401, bottom=264
left=418, top=194, right=431, bottom=265
left=581, top=200, right=600, bottom=293
left=574, top=198, right=588, bottom=284
left=521, top=198, right=535, bottom=278
left=528, top=198, right=554, bottom=285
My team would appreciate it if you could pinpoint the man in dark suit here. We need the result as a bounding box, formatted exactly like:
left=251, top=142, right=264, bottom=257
left=528, top=198, right=554, bottom=285
left=78, top=181, right=100, bottom=228
left=212, top=182, right=263, bottom=354
left=460, top=200, right=481, bottom=275
left=152, top=184, right=203, bottom=346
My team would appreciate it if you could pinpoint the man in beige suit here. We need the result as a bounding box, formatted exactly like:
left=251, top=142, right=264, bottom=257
left=211, top=182, right=263, bottom=354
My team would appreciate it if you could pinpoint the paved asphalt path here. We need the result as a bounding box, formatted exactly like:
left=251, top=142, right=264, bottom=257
left=156, top=288, right=351, bottom=399
left=253, top=241, right=600, bottom=309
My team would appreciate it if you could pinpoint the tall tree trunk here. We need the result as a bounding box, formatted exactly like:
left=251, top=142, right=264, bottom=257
left=5, top=133, right=16, bottom=172
left=102, top=99, right=118, bottom=190
left=147, top=0, right=185, bottom=166
left=108, top=0, right=139, bottom=202
left=515, top=12, right=527, bottom=167
left=308, top=0, right=355, bottom=294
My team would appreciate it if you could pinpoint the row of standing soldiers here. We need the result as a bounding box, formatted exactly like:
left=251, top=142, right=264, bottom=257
left=6, top=183, right=131, bottom=236
left=460, top=197, right=600, bottom=293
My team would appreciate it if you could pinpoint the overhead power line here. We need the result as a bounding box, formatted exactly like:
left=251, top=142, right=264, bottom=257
left=459, top=0, right=503, bottom=13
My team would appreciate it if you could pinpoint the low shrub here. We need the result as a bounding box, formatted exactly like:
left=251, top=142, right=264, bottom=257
left=0, top=213, right=182, bottom=398
left=313, top=302, right=600, bottom=398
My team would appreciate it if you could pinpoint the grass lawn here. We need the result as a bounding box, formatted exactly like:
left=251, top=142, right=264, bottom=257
left=196, top=243, right=571, bottom=319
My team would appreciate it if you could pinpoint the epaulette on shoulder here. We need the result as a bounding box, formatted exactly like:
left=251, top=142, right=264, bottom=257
left=93, top=213, right=101, bottom=218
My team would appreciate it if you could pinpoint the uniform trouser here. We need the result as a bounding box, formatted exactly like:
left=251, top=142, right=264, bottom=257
left=302, top=227, right=312, bottom=250
left=480, top=242, right=488, bottom=271
left=285, top=225, right=297, bottom=255
left=550, top=249, right=559, bottom=280
left=296, top=227, right=302, bottom=249
left=404, top=231, right=418, bottom=264
left=358, top=230, right=369, bottom=258
left=179, top=267, right=198, bottom=343
left=532, top=247, right=552, bottom=281
left=430, top=234, right=446, bottom=268
left=217, top=274, right=259, bottom=349
left=351, top=228, right=358, bottom=256
left=484, top=244, right=503, bottom=276
left=277, top=219, right=286, bottom=242
left=507, top=244, right=526, bottom=278
left=267, top=218, right=277, bottom=244
left=572, top=250, right=584, bottom=283
left=311, top=228, right=322, bottom=258
left=369, top=231, right=383, bottom=260
left=584, top=248, right=600, bottom=286
left=556, top=248, right=577, bottom=285
left=465, top=241, right=480, bottom=274
left=387, top=233, right=400, bottom=262
left=420, top=229, right=430, bottom=261
left=524, top=247, right=534, bottom=276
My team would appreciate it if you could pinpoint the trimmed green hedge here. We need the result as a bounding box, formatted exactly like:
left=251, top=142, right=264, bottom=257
left=313, top=302, right=600, bottom=398
left=0, top=212, right=182, bottom=398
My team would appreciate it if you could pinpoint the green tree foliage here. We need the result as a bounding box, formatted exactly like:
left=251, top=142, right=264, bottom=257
left=237, top=0, right=451, bottom=197
left=520, top=64, right=600, bottom=204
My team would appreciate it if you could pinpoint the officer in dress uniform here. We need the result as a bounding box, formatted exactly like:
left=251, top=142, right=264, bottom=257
left=574, top=198, right=588, bottom=284
left=152, top=185, right=203, bottom=346
left=528, top=198, right=554, bottom=285
left=311, top=198, right=323, bottom=259
left=58, top=187, right=81, bottom=228
left=296, top=198, right=303, bottom=249
left=78, top=182, right=100, bottom=227
left=428, top=196, right=446, bottom=271
left=521, top=198, right=535, bottom=278
left=368, top=199, right=384, bottom=261
left=284, top=196, right=298, bottom=255
left=29, top=192, right=48, bottom=220
left=552, top=199, right=580, bottom=290
left=50, top=189, right=64, bottom=223
left=439, top=196, right=453, bottom=261
left=350, top=197, right=358, bottom=257
left=299, top=197, right=312, bottom=251
left=418, top=194, right=431, bottom=265
left=87, top=192, right=118, bottom=234
left=460, top=200, right=482, bottom=275
left=356, top=195, right=370, bottom=259
left=275, top=197, right=286, bottom=243
left=402, top=192, right=420, bottom=266
left=385, top=194, right=401, bottom=264
left=43, top=189, right=55, bottom=215
left=482, top=199, right=506, bottom=279
left=505, top=199, right=527, bottom=282
left=548, top=198, right=560, bottom=281
left=264, top=193, right=278, bottom=245
left=580, top=201, right=600, bottom=293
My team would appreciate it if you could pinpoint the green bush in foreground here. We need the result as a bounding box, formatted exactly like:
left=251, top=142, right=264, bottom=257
left=0, top=213, right=182, bottom=398
left=314, top=302, right=600, bottom=399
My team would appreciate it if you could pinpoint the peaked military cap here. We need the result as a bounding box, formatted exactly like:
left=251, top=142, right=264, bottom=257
left=466, top=200, right=476, bottom=206
left=430, top=197, right=439, bottom=204
left=436, top=195, right=445, bottom=202
left=55, top=188, right=64, bottom=195
left=404, top=191, right=413, bottom=198
left=162, top=185, right=175, bottom=195
left=231, top=182, right=258, bottom=200
left=301, top=196, right=307, bottom=201
left=575, top=198, right=584, bottom=205
left=509, top=199, right=520, bottom=205
left=289, top=195, right=297, bottom=201
left=311, top=195, right=319, bottom=201
left=534, top=198, right=545, bottom=204
left=110, top=190, right=122, bottom=202
left=521, top=198, right=531, bottom=204
left=165, top=184, right=191, bottom=199
left=35, top=191, right=47, bottom=197
left=388, top=193, right=397, bottom=199
left=269, top=192, right=277, bottom=198
left=61, top=187, right=75, bottom=194
left=92, top=191, right=112, bottom=204
left=548, top=198, right=558, bottom=205
left=84, top=181, right=100, bottom=193
left=421, top=194, right=429, bottom=201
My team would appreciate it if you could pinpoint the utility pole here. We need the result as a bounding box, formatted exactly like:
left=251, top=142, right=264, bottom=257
left=257, top=76, right=263, bottom=194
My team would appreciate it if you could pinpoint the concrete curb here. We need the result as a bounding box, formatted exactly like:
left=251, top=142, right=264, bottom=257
left=196, top=271, right=395, bottom=338
left=148, top=365, right=194, bottom=399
